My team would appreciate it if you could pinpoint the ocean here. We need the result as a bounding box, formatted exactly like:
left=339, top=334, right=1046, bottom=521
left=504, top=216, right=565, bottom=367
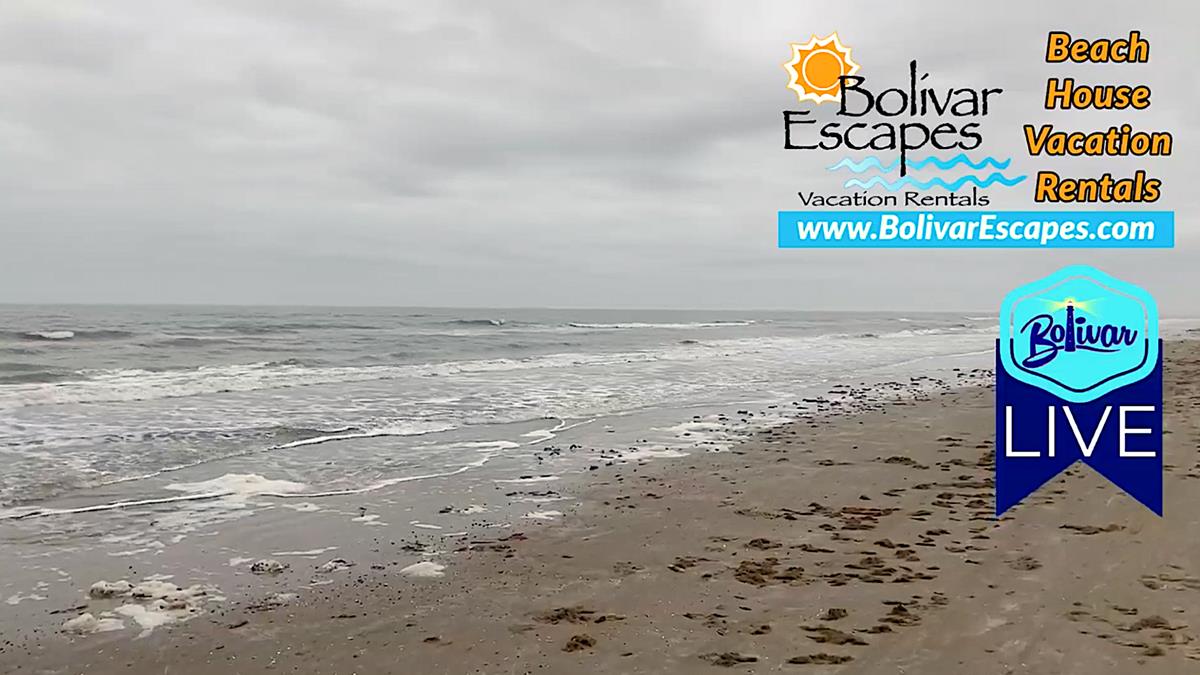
left=0, top=304, right=1004, bottom=638
left=0, top=305, right=998, bottom=521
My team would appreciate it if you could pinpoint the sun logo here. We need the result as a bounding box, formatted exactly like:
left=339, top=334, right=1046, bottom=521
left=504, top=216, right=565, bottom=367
left=783, top=33, right=860, bottom=104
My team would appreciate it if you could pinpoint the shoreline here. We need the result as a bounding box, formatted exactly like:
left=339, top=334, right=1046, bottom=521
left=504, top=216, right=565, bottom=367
left=0, top=351, right=991, bottom=644
left=5, top=342, right=1198, bottom=673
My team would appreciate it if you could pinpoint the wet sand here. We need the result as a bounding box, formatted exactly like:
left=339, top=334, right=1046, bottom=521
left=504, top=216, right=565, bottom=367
left=7, top=341, right=1200, bottom=674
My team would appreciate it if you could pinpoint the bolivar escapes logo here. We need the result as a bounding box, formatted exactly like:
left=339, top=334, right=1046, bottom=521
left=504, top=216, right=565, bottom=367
left=996, top=266, right=1162, bottom=515
left=782, top=32, right=1024, bottom=195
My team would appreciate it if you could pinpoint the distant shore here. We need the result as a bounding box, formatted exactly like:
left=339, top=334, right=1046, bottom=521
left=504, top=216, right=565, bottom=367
left=7, top=341, right=1200, bottom=674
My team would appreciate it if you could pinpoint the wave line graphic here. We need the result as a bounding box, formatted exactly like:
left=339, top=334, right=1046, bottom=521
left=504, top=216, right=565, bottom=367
left=828, top=154, right=1013, bottom=174
left=843, top=172, right=1027, bottom=191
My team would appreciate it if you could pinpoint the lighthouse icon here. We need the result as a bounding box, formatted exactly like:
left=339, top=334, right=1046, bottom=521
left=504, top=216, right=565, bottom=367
left=1064, top=300, right=1077, bottom=353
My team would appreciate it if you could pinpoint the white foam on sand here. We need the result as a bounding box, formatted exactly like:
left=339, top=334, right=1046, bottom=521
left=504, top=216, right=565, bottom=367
left=5, top=593, right=47, bottom=605
left=112, top=603, right=177, bottom=638
left=165, top=473, right=308, bottom=504
left=522, top=510, right=563, bottom=521
left=271, top=422, right=456, bottom=450
left=457, top=440, right=521, bottom=450
left=617, top=447, right=690, bottom=461
left=280, top=455, right=495, bottom=499
left=352, top=514, right=385, bottom=526
left=129, top=580, right=183, bottom=599
left=7, top=473, right=312, bottom=522
left=89, top=580, right=133, bottom=598
left=521, top=417, right=596, bottom=446
left=399, top=561, right=445, bottom=578
left=62, top=612, right=126, bottom=634
left=69, top=578, right=220, bottom=638
left=521, top=429, right=555, bottom=444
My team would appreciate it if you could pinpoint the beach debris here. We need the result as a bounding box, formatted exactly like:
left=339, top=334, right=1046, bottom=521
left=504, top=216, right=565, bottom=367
left=1060, top=523, right=1124, bottom=535
left=668, top=555, right=708, bottom=572
left=250, top=559, right=290, bottom=575
left=744, top=538, right=781, bottom=550
left=563, top=634, right=597, bottom=652
left=534, top=606, right=596, bottom=624
left=1125, top=615, right=1174, bottom=632
left=802, top=625, right=868, bottom=645
left=246, top=592, right=296, bottom=613
left=1008, top=555, right=1042, bottom=571
left=733, top=558, right=778, bottom=585
left=316, top=558, right=355, bottom=573
left=880, top=603, right=922, bottom=626
left=699, top=651, right=759, bottom=666
left=592, top=613, right=625, bottom=624
left=788, top=653, right=854, bottom=664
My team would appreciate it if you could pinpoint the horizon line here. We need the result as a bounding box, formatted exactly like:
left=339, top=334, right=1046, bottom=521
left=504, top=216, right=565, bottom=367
left=0, top=300, right=998, bottom=314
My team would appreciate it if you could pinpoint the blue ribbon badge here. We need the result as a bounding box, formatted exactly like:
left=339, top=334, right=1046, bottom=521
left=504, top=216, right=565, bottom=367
left=996, top=265, right=1162, bottom=515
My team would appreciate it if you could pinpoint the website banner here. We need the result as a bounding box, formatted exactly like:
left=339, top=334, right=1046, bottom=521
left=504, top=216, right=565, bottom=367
left=777, top=210, right=1175, bottom=248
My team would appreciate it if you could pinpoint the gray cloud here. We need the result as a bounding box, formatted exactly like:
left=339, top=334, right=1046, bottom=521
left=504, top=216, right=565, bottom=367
left=0, top=0, right=1196, bottom=311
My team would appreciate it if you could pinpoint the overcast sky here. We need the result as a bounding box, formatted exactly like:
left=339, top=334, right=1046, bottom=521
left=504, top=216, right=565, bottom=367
left=1, top=0, right=1196, bottom=311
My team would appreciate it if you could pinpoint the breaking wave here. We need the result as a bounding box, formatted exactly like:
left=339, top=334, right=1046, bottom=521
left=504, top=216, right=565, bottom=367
left=444, top=318, right=507, bottom=327
left=567, top=321, right=754, bottom=330
left=10, top=329, right=134, bottom=342
left=0, top=324, right=992, bottom=410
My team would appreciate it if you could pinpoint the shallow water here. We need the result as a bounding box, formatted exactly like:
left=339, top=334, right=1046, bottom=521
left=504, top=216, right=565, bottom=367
left=0, top=306, right=998, bottom=514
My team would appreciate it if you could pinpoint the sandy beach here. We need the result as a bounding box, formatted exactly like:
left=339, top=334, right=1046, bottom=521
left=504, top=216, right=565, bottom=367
left=0, top=339, right=1192, bottom=674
